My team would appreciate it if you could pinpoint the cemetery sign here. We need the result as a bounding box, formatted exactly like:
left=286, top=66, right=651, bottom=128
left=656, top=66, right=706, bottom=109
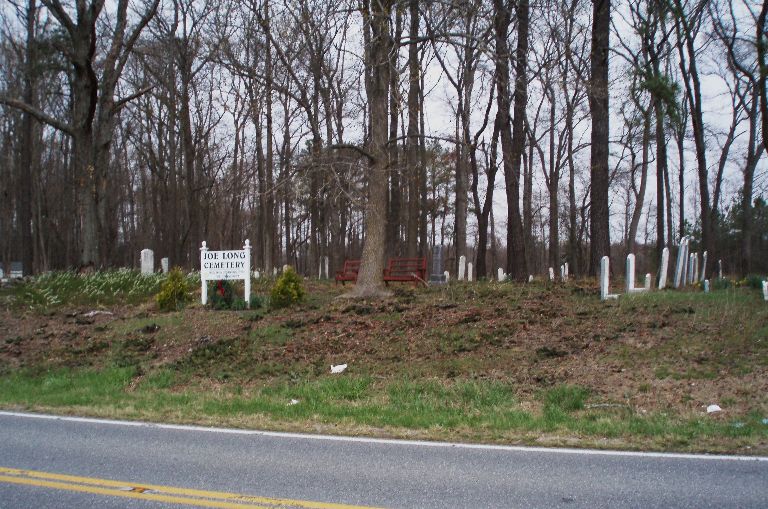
left=200, top=240, right=251, bottom=307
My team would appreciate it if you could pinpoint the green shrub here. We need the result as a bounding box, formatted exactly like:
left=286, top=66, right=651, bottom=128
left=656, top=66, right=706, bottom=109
left=156, top=268, right=191, bottom=311
left=270, top=267, right=305, bottom=309
left=743, top=274, right=766, bottom=290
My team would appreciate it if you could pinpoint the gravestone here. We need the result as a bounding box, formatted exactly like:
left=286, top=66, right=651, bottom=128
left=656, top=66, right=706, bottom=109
left=700, top=251, right=707, bottom=282
left=324, top=256, right=329, bottom=280
left=560, top=265, right=565, bottom=281
left=0, top=263, right=4, bottom=279
left=254, top=270, right=260, bottom=279
left=645, top=273, right=652, bottom=291
left=549, top=267, right=555, bottom=281
left=658, top=247, right=670, bottom=289
left=10, top=262, right=23, bottom=278
left=763, top=281, right=768, bottom=301
left=467, top=262, right=474, bottom=282
left=674, top=237, right=688, bottom=288
left=498, top=268, right=505, bottom=282
left=564, top=262, right=569, bottom=281
left=625, top=254, right=636, bottom=293
left=161, top=257, right=169, bottom=274
left=444, top=270, right=450, bottom=283
left=688, top=252, right=696, bottom=285
left=141, top=249, right=154, bottom=275
left=458, top=255, right=466, bottom=281
left=600, top=256, right=619, bottom=301
left=704, top=280, right=710, bottom=293
left=528, top=275, right=534, bottom=283
left=692, top=253, right=699, bottom=284
left=273, top=267, right=278, bottom=276
left=718, top=259, right=723, bottom=280
left=429, top=246, right=446, bottom=284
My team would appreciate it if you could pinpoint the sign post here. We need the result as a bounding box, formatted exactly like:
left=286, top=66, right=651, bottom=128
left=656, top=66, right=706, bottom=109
left=200, top=240, right=252, bottom=308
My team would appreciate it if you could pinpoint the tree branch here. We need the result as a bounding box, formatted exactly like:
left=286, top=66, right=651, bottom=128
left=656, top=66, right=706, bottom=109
left=0, top=96, right=73, bottom=136
left=112, top=86, right=154, bottom=113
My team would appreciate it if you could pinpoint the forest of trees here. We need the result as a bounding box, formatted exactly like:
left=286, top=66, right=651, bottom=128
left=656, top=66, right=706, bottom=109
left=1, top=0, right=767, bottom=295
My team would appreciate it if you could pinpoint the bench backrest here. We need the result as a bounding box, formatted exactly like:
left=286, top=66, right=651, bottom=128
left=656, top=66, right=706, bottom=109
left=386, top=257, right=426, bottom=275
left=343, top=260, right=361, bottom=273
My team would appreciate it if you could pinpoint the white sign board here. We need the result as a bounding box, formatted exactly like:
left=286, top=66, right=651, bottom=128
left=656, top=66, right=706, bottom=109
left=200, top=240, right=251, bottom=307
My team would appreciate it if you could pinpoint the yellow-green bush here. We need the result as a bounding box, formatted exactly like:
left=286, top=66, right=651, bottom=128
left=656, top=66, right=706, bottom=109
left=156, top=268, right=191, bottom=311
left=269, top=267, right=305, bottom=309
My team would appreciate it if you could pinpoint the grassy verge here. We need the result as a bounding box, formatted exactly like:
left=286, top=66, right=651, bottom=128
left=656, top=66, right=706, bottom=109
left=1, top=367, right=765, bottom=453
left=1, top=275, right=767, bottom=453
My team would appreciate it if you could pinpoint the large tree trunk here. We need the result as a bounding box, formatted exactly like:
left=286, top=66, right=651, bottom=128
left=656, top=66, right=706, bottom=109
left=588, top=0, right=611, bottom=275
left=19, top=0, right=37, bottom=274
left=405, top=0, right=420, bottom=258
left=345, top=0, right=392, bottom=298
left=494, top=0, right=527, bottom=280
left=759, top=0, right=768, bottom=153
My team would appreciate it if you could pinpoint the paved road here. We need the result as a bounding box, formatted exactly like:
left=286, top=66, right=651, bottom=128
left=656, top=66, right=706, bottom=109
left=0, top=411, right=766, bottom=509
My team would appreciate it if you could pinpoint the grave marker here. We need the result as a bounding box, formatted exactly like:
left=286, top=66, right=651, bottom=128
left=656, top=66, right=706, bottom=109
left=458, top=255, right=466, bottom=281
left=444, top=270, right=450, bottom=283
left=762, top=280, right=768, bottom=301
left=704, top=280, right=710, bottom=293
left=429, top=246, right=447, bottom=284
left=467, top=262, right=473, bottom=282
left=645, top=273, right=652, bottom=291
left=700, top=251, right=708, bottom=282
left=549, top=267, right=555, bottom=281
left=658, top=247, right=670, bottom=289
left=564, top=262, right=569, bottom=281
left=9, top=261, right=23, bottom=278
left=625, top=254, right=636, bottom=293
left=688, top=252, right=696, bottom=285
left=498, top=268, right=505, bottom=282
left=528, top=275, right=534, bottom=283
left=600, top=256, right=619, bottom=301
left=200, top=240, right=251, bottom=308
left=141, top=249, right=154, bottom=275
left=161, top=257, right=169, bottom=274
left=718, top=259, right=723, bottom=280
left=675, top=237, right=689, bottom=288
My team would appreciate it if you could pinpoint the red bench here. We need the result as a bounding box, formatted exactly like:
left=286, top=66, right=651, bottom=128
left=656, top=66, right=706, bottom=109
left=383, top=257, right=427, bottom=286
left=335, top=259, right=361, bottom=285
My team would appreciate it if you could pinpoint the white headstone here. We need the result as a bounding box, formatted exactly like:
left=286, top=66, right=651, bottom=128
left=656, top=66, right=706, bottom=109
left=498, top=268, right=505, bottom=282
left=273, top=267, right=278, bottom=276
left=564, top=262, right=569, bottom=281
left=688, top=252, right=696, bottom=285
left=675, top=237, right=688, bottom=288
left=141, top=249, right=154, bottom=275
left=444, top=270, right=450, bottom=283
left=161, top=257, right=169, bottom=274
left=549, top=267, right=555, bottom=281
left=528, top=275, right=534, bottom=283
left=645, top=273, right=652, bottom=291
left=467, top=262, right=474, bottom=282
left=560, top=264, right=565, bottom=281
left=324, top=256, right=329, bottom=279
left=718, top=259, right=723, bottom=280
left=704, top=280, right=710, bottom=293
left=283, top=264, right=291, bottom=273
left=600, top=256, right=618, bottom=301
left=458, top=255, right=466, bottom=281
left=692, top=252, right=699, bottom=284
left=763, top=281, right=768, bottom=301
left=254, top=270, right=260, bottom=279
left=658, top=247, right=670, bottom=290
left=625, top=254, right=636, bottom=294
left=700, top=251, right=707, bottom=282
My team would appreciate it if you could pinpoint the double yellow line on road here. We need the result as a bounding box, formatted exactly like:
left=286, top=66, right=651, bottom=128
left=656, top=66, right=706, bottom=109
left=0, top=466, right=383, bottom=509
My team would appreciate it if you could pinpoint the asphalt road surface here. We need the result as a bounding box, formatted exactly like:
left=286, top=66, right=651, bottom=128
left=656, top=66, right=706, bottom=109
left=0, top=411, right=766, bottom=508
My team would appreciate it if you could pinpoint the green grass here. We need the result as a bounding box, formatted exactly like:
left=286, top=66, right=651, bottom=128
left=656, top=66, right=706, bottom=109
left=1, top=368, right=765, bottom=451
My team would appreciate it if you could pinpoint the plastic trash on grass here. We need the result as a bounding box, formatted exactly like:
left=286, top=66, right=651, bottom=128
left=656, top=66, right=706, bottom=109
left=330, top=364, right=347, bottom=374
